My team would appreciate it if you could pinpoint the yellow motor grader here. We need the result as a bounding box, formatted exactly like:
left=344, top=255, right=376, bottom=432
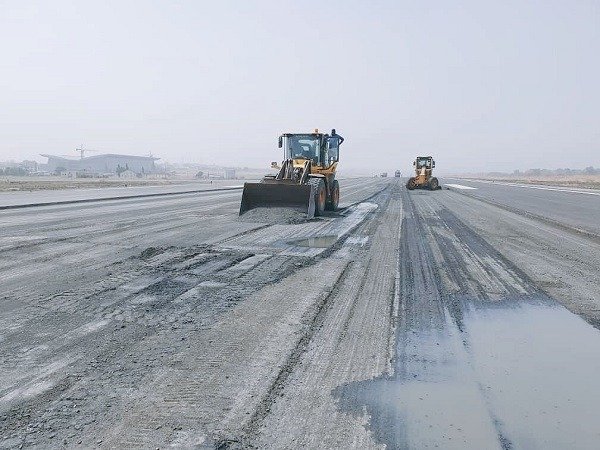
left=239, top=129, right=343, bottom=219
left=406, top=156, right=440, bottom=190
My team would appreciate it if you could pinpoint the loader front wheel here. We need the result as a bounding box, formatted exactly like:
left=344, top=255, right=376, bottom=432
left=406, top=177, right=417, bottom=190
left=326, top=180, right=340, bottom=211
left=309, top=178, right=326, bottom=216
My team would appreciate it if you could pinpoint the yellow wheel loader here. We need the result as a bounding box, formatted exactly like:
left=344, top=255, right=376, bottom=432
left=239, top=129, right=343, bottom=219
left=406, top=156, right=440, bottom=190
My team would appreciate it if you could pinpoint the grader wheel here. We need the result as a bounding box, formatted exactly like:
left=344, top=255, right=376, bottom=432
left=428, top=177, right=439, bottom=190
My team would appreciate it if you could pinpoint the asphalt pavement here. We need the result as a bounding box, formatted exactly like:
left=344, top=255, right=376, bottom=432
left=442, top=178, right=600, bottom=236
left=0, top=180, right=247, bottom=209
left=1, top=177, right=599, bottom=449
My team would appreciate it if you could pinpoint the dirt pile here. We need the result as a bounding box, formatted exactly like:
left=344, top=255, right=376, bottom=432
left=238, top=207, right=311, bottom=225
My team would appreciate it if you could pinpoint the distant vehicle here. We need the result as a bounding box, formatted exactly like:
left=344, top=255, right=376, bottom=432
left=406, top=156, right=440, bottom=190
left=394, top=170, right=402, bottom=178
left=380, top=172, right=388, bottom=178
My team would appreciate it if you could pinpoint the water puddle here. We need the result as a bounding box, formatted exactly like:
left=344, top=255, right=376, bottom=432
left=287, top=235, right=338, bottom=248
left=335, top=299, right=600, bottom=449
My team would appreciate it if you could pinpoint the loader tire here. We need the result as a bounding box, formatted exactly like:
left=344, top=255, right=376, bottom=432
left=429, top=177, right=439, bottom=190
left=309, top=178, right=326, bottom=216
left=326, top=180, right=340, bottom=211
left=406, top=177, right=417, bottom=190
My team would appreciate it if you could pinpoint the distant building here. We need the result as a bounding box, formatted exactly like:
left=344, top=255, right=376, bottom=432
left=60, top=170, right=78, bottom=178
left=21, top=160, right=39, bottom=172
left=224, top=169, right=236, bottom=180
left=40, top=153, right=159, bottom=175
left=117, top=169, right=138, bottom=179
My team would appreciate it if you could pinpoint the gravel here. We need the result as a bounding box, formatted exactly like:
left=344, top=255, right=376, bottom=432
left=238, top=207, right=311, bottom=224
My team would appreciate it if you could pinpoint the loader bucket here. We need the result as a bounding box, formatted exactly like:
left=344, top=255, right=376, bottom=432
left=239, top=182, right=315, bottom=219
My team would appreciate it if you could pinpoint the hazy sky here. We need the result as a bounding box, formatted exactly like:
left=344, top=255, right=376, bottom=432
left=1, top=1, right=599, bottom=174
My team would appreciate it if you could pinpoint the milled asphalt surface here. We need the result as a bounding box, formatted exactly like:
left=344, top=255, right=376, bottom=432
left=333, top=187, right=600, bottom=449
left=1, top=177, right=600, bottom=449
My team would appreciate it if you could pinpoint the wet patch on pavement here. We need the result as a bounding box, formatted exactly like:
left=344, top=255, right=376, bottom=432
left=221, top=201, right=379, bottom=257
left=287, top=235, right=338, bottom=248
left=335, top=189, right=600, bottom=449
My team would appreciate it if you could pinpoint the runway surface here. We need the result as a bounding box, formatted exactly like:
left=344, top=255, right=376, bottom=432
left=0, top=180, right=246, bottom=209
left=1, top=177, right=599, bottom=449
left=442, top=178, right=600, bottom=236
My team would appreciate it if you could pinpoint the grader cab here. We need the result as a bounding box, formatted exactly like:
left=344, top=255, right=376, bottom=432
left=406, top=156, right=440, bottom=190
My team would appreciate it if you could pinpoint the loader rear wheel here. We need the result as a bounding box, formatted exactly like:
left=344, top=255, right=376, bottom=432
left=309, top=178, right=326, bottom=216
left=406, top=177, right=417, bottom=190
left=326, top=180, right=340, bottom=211
left=429, top=177, right=439, bottom=190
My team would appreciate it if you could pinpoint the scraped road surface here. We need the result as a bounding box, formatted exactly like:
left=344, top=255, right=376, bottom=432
left=1, top=178, right=600, bottom=449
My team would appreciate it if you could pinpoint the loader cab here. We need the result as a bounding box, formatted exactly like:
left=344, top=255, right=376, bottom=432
left=279, top=132, right=342, bottom=168
left=281, top=134, right=321, bottom=166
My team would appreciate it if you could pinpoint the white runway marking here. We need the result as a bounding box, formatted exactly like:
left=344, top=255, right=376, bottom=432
left=453, top=179, right=600, bottom=196
left=505, top=184, right=600, bottom=196
left=446, top=184, right=478, bottom=190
